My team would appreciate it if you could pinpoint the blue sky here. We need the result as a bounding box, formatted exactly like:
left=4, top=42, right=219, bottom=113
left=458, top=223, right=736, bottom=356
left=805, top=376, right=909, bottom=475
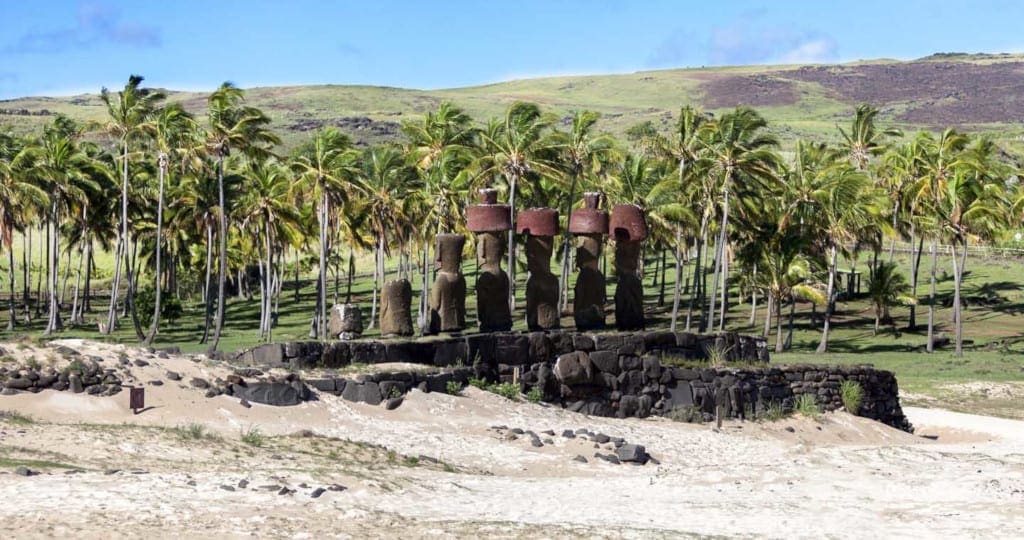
left=1, top=0, right=1022, bottom=99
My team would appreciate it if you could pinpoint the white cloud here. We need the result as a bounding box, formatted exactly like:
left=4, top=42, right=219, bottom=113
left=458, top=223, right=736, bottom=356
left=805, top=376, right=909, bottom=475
left=774, top=38, right=839, bottom=64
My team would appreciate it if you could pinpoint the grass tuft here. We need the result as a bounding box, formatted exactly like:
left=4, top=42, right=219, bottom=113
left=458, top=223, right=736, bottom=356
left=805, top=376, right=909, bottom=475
left=795, top=394, right=821, bottom=419
left=840, top=380, right=864, bottom=414
left=240, top=426, right=265, bottom=447
left=0, top=411, right=35, bottom=425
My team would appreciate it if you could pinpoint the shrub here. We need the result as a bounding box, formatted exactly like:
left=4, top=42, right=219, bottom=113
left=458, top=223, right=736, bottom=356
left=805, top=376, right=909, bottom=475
left=0, top=411, right=35, bottom=425
left=666, top=405, right=702, bottom=423
left=175, top=423, right=220, bottom=441
left=486, top=382, right=520, bottom=400
left=840, top=380, right=864, bottom=414
left=445, top=380, right=462, bottom=396
left=241, top=426, right=265, bottom=447
left=795, top=394, right=820, bottom=419
left=24, top=358, right=41, bottom=371
left=468, top=377, right=488, bottom=389
left=526, top=386, right=543, bottom=404
left=705, top=343, right=733, bottom=367
left=761, top=401, right=787, bottom=422
left=134, top=287, right=184, bottom=328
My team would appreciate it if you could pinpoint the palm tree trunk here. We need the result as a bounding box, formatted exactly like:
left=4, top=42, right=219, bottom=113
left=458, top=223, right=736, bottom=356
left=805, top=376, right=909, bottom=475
left=419, top=238, right=429, bottom=334
left=44, top=201, right=62, bottom=335
left=21, top=230, right=29, bottom=322
left=317, top=190, right=328, bottom=339
left=70, top=241, right=84, bottom=325
left=774, top=293, right=784, bottom=353
left=670, top=226, right=683, bottom=332
left=763, top=293, right=773, bottom=338
left=369, top=232, right=381, bottom=330
left=657, top=247, right=667, bottom=306
left=685, top=218, right=708, bottom=332
left=200, top=223, right=214, bottom=344
left=708, top=185, right=731, bottom=333
left=951, top=240, right=965, bottom=357
left=785, top=293, right=796, bottom=350
left=816, top=244, right=838, bottom=353
left=719, top=241, right=729, bottom=331
left=210, top=157, right=228, bottom=352
left=143, top=162, right=166, bottom=346
left=908, top=230, right=921, bottom=330
left=346, top=246, right=355, bottom=304
left=6, top=246, right=15, bottom=331
left=125, top=226, right=144, bottom=339
left=84, top=240, right=92, bottom=313
left=749, top=264, right=758, bottom=327
left=264, top=217, right=274, bottom=340
left=926, top=240, right=937, bottom=353
left=508, top=173, right=518, bottom=313
left=106, top=139, right=131, bottom=334
left=559, top=171, right=579, bottom=312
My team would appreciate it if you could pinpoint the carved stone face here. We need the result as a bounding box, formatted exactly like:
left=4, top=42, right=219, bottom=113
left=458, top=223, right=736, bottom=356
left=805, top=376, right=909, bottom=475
left=525, top=235, right=554, bottom=274
left=435, top=234, right=466, bottom=274
left=477, top=232, right=505, bottom=267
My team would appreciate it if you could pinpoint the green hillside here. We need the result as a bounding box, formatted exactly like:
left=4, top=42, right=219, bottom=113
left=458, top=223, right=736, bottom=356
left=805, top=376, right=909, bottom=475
left=4, top=52, right=1024, bottom=153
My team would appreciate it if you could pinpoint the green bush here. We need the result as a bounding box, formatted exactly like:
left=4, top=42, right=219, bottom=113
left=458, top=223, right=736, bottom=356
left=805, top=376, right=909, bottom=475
left=761, top=401, right=787, bottom=422
left=795, top=394, right=820, bottom=418
left=445, top=380, right=462, bottom=395
left=241, top=426, right=265, bottom=447
left=526, top=386, right=543, bottom=404
left=486, top=382, right=520, bottom=400
left=666, top=405, right=702, bottom=423
left=468, top=377, right=488, bottom=389
left=134, top=287, right=184, bottom=329
left=840, top=380, right=864, bottom=414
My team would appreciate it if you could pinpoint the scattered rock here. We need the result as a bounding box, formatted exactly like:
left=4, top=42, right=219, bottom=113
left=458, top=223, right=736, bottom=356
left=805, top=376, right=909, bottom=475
left=277, top=487, right=294, bottom=496
left=572, top=455, right=588, bottom=463
left=327, top=484, right=347, bottom=492
left=239, top=398, right=252, bottom=408
left=785, top=426, right=796, bottom=433
left=14, top=466, right=35, bottom=477
left=189, top=377, right=210, bottom=389
left=165, top=371, right=181, bottom=381
left=310, top=487, right=326, bottom=498
left=594, top=433, right=611, bottom=444
left=385, top=396, right=404, bottom=410
left=148, top=380, right=164, bottom=387
left=530, top=438, right=544, bottom=448
left=133, top=359, right=149, bottom=367
left=220, top=485, right=236, bottom=492
left=511, top=428, right=524, bottom=435
left=238, top=479, right=249, bottom=489
left=616, top=444, right=649, bottom=464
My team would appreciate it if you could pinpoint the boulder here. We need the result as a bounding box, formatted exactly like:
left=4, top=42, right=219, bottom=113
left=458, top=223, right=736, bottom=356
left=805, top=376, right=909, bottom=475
left=616, top=444, right=649, bottom=464
left=327, top=303, right=363, bottom=338
left=237, top=382, right=309, bottom=406
left=554, top=351, right=593, bottom=385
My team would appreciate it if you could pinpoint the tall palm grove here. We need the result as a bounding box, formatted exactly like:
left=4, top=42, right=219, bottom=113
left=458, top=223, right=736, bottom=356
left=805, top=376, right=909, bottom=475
left=0, top=75, right=1020, bottom=357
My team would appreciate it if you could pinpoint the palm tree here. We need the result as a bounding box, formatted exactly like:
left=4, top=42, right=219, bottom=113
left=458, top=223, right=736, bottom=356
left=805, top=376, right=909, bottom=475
left=31, top=120, right=99, bottom=334
left=866, top=261, right=915, bottom=334
left=359, top=146, right=419, bottom=327
left=237, top=158, right=301, bottom=340
left=0, top=132, right=48, bottom=331
left=402, top=102, right=476, bottom=332
left=99, top=75, right=165, bottom=337
left=477, top=102, right=561, bottom=312
left=143, top=104, right=196, bottom=345
left=292, top=127, right=359, bottom=339
left=838, top=103, right=902, bottom=171
left=202, top=82, right=279, bottom=352
left=553, top=110, right=616, bottom=311
left=700, top=107, right=780, bottom=332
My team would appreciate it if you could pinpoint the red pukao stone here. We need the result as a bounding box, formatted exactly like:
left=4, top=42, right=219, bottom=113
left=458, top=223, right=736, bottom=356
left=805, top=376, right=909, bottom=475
left=609, top=204, right=648, bottom=242
left=516, top=208, right=560, bottom=236
left=467, top=189, right=512, bottom=232
left=569, top=192, right=608, bottom=234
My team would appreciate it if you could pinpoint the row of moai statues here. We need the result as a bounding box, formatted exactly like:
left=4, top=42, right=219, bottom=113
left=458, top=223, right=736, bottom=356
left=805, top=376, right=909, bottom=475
left=337, top=189, right=647, bottom=337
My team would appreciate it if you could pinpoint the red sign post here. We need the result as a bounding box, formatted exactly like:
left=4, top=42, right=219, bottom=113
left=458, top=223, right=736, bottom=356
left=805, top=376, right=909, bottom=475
left=130, top=387, right=145, bottom=414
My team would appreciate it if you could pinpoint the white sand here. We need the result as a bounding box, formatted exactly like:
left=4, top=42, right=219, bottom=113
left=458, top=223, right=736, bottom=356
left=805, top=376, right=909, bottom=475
left=0, top=339, right=1021, bottom=538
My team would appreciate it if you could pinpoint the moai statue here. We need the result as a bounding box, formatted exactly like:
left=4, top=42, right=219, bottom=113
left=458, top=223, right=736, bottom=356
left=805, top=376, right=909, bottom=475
left=569, top=192, right=608, bottom=330
left=517, top=208, right=560, bottom=330
left=327, top=303, right=363, bottom=339
left=428, top=233, right=467, bottom=334
left=380, top=278, right=414, bottom=336
left=610, top=204, right=648, bottom=330
left=467, top=189, right=513, bottom=332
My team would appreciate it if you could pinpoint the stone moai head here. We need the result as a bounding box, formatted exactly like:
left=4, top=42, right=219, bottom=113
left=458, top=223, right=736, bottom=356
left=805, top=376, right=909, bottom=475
left=477, top=232, right=506, bottom=266
left=435, top=233, right=466, bottom=274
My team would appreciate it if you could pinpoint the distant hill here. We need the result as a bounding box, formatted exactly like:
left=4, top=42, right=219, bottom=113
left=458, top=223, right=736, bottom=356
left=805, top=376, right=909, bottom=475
left=3, top=52, right=1024, bottom=153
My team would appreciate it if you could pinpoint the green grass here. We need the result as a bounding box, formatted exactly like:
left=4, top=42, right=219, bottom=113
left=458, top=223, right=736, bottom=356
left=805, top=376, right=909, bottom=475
left=0, top=411, right=35, bottom=425
left=840, top=380, right=864, bottom=414
left=240, top=426, right=265, bottom=447
left=173, top=423, right=222, bottom=441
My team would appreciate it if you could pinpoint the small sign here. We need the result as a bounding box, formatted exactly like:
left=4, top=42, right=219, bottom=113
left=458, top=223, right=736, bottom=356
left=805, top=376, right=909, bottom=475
left=130, top=387, right=145, bottom=414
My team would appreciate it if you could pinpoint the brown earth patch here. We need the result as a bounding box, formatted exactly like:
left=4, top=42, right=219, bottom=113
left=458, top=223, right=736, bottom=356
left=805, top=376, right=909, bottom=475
left=700, top=74, right=799, bottom=108
left=782, top=61, right=1024, bottom=126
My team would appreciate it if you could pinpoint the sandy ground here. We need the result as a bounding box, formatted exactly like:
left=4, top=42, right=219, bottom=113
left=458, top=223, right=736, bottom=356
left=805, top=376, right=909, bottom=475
left=0, top=339, right=1022, bottom=539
